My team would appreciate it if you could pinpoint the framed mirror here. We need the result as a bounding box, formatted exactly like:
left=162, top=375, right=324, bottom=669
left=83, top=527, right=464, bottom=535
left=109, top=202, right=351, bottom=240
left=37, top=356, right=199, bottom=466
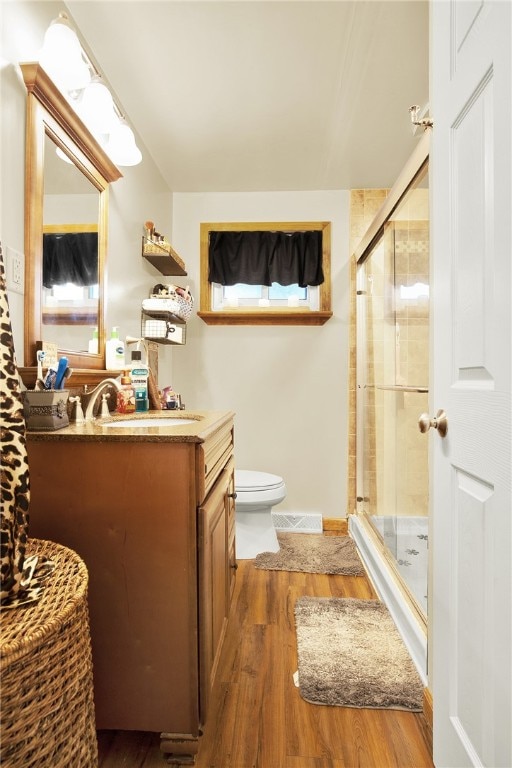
left=19, top=61, right=122, bottom=387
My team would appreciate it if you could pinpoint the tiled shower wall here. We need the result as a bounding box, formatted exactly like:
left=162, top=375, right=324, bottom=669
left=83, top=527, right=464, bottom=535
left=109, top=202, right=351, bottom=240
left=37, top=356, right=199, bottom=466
left=394, top=218, right=430, bottom=518
left=347, top=191, right=430, bottom=520
left=347, top=189, right=389, bottom=515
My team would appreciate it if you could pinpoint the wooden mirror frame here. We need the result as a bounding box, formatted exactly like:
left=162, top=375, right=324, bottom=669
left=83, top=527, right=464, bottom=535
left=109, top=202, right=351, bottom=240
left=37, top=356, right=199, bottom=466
left=19, top=62, right=122, bottom=387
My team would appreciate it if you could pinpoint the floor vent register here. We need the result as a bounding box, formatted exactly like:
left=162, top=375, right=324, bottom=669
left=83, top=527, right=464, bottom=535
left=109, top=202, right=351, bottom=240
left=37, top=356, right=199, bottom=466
left=271, top=512, right=323, bottom=534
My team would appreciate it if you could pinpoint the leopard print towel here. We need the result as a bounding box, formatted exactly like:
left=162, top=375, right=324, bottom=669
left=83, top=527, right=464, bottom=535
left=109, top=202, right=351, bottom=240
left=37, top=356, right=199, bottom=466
left=0, top=241, right=31, bottom=604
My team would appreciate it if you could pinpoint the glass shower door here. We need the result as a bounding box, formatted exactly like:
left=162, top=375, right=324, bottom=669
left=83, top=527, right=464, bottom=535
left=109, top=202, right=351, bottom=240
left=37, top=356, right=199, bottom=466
left=356, top=168, right=430, bottom=618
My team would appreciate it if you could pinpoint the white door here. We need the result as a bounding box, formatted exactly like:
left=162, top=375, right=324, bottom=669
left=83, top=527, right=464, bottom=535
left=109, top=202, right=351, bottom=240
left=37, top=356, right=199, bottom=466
left=430, top=1, right=511, bottom=766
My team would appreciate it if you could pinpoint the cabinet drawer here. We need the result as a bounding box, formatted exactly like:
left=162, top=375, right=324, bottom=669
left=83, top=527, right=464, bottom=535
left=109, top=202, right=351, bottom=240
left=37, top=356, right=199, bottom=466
left=197, top=422, right=234, bottom=502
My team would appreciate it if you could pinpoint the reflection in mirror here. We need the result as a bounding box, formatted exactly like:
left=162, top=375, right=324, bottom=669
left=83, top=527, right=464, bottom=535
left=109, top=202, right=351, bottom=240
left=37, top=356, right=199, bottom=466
left=42, top=132, right=100, bottom=353
left=20, top=62, right=121, bottom=386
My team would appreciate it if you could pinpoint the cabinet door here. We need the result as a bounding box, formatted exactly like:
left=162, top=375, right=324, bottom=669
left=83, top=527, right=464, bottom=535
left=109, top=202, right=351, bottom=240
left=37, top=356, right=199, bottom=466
left=226, top=462, right=237, bottom=600
left=198, top=460, right=232, bottom=723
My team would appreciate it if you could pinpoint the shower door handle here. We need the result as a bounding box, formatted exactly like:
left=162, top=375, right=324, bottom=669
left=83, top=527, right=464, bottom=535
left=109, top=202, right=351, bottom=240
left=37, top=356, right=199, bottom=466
left=418, top=409, right=448, bottom=438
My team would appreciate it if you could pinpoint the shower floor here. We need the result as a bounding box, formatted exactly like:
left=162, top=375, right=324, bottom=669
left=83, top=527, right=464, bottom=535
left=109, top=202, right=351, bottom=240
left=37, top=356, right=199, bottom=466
left=370, top=515, right=428, bottom=615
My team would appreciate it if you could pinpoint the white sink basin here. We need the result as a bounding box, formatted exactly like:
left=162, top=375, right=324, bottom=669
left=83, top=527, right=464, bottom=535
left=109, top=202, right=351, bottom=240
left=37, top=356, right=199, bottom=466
left=103, top=417, right=197, bottom=428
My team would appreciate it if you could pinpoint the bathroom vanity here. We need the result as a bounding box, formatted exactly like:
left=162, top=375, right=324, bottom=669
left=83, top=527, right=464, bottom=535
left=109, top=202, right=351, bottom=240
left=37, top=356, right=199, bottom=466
left=26, top=410, right=236, bottom=762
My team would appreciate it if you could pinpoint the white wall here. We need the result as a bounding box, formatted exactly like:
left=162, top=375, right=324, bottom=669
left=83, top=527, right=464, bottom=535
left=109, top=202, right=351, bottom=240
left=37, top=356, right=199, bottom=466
left=172, top=191, right=351, bottom=518
left=1, top=0, right=175, bottom=385
left=2, top=3, right=353, bottom=518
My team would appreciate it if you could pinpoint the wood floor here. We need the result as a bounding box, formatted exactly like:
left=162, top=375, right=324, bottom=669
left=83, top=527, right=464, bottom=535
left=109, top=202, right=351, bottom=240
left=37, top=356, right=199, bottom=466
left=98, top=552, right=434, bottom=768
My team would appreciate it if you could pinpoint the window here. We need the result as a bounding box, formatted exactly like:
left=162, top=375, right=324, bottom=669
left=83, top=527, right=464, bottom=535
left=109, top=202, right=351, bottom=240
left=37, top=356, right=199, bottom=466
left=198, top=221, right=332, bottom=325
left=212, top=282, right=315, bottom=310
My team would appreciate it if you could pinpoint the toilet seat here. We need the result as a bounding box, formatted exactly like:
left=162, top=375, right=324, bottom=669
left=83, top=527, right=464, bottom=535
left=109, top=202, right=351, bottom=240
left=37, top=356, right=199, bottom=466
left=235, top=469, right=284, bottom=492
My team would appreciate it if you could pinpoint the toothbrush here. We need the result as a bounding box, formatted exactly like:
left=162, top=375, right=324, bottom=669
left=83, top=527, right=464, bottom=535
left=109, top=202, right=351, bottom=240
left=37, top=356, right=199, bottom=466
left=60, top=367, right=73, bottom=389
left=44, top=367, right=57, bottom=389
left=36, top=350, right=45, bottom=381
left=54, top=356, right=69, bottom=390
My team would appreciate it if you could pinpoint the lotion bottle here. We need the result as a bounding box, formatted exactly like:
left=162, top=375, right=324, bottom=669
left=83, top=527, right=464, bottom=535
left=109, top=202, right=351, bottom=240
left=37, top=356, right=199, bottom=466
left=106, top=326, right=125, bottom=370
left=130, top=350, right=149, bottom=412
left=88, top=326, right=99, bottom=354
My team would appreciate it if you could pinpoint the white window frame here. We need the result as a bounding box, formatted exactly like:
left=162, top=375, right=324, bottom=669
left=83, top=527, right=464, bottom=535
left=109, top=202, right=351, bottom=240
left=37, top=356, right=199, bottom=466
left=211, top=282, right=319, bottom=311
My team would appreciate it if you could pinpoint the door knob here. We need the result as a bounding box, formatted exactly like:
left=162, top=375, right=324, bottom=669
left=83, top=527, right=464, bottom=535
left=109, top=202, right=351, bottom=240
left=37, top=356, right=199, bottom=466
left=227, top=492, right=237, bottom=499
left=418, top=409, right=448, bottom=438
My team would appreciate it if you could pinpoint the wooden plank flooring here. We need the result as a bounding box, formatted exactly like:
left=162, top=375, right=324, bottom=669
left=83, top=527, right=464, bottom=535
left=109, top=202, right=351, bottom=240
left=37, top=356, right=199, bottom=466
left=98, top=554, right=434, bottom=768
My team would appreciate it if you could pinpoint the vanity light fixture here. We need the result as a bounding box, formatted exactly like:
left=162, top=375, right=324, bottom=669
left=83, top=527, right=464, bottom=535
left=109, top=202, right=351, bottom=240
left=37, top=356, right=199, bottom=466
left=55, top=146, right=74, bottom=165
left=78, top=76, right=118, bottom=135
left=39, top=12, right=90, bottom=94
left=39, top=12, right=142, bottom=167
left=105, top=119, right=143, bottom=167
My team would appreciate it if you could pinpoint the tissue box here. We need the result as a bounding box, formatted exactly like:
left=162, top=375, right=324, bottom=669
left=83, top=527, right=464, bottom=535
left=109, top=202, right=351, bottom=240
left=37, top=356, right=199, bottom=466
left=24, top=390, right=70, bottom=431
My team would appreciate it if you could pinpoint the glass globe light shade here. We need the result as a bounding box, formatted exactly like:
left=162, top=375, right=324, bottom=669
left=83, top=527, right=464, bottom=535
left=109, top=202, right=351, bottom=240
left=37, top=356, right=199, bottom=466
left=78, top=78, right=117, bottom=136
left=106, top=121, right=142, bottom=166
left=55, top=146, right=74, bottom=165
left=40, top=13, right=91, bottom=93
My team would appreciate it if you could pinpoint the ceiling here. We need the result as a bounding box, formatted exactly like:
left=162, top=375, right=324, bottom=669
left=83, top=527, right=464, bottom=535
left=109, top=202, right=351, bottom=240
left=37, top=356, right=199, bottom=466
left=65, top=0, right=429, bottom=193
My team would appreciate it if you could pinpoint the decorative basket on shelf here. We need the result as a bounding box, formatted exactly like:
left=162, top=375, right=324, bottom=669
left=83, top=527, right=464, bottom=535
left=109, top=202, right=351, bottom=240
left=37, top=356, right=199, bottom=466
left=142, top=317, right=186, bottom=344
left=142, top=296, right=193, bottom=323
left=142, top=283, right=194, bottom=323
left=142, top=238, right=186, bottom=271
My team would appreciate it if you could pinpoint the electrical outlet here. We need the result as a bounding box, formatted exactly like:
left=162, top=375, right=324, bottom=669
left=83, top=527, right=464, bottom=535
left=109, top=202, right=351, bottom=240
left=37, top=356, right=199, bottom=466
left=5, top=247, right=25, bottom=295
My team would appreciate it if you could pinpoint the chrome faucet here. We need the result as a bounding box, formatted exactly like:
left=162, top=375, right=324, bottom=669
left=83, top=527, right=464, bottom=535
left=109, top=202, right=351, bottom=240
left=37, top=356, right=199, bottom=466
left=84, top=378, right=122, bottom=421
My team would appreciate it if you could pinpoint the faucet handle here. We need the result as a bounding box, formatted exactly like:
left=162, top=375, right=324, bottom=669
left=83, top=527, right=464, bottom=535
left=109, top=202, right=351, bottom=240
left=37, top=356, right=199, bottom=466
left=100, top=393, right=111, bottom=419
left=69, top=395, right=85, bottom=424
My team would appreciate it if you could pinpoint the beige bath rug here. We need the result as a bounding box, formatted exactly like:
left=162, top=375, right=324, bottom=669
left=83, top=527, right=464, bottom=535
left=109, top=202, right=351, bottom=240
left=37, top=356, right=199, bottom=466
left=254, top=533, right=365, bottom=576
left=294, top=596, right=423, bottom=711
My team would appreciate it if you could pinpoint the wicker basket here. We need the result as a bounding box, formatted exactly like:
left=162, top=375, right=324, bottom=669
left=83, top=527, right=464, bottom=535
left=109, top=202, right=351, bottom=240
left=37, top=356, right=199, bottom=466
left=142, top=295, right=193, bottom=322
left=0, top=539, right=98, bottom=767
left=142, top=239, right=186, bottom=271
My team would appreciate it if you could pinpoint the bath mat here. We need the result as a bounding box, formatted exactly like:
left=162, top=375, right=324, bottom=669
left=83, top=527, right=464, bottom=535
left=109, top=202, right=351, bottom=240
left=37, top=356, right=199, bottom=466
left=254, top=533, right=365, bottom=576
left=294, top=596, right=423, bottom=711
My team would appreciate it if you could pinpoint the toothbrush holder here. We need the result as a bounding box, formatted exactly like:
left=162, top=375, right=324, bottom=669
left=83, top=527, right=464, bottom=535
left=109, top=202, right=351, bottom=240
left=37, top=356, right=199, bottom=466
left=24, top=390, right=70, bottom=431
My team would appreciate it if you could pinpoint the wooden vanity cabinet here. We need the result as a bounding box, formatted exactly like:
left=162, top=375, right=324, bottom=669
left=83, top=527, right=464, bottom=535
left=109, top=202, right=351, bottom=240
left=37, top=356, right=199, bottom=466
left=198, top=457, right=233, bottom=722
left=26, top=416, right=235, bottom=762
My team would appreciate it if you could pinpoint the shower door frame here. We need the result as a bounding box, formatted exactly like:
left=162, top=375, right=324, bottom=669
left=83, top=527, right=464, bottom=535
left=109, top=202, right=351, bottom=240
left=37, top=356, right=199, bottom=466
left=352, top=130, right=431, bottom=680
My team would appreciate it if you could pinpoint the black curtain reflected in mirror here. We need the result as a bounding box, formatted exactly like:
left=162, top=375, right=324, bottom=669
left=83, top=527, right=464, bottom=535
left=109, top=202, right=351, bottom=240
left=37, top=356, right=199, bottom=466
left=43, top=232, right=98, bottom=288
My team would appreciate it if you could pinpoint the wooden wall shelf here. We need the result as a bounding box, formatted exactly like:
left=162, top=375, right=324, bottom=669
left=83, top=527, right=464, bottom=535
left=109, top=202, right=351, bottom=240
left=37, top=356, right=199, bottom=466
left=142, top=236, right=187, bottom=276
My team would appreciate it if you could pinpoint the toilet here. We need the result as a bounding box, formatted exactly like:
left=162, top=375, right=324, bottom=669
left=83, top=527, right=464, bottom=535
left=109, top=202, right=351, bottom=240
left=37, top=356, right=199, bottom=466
left=234, top=469, right=287, bottom=559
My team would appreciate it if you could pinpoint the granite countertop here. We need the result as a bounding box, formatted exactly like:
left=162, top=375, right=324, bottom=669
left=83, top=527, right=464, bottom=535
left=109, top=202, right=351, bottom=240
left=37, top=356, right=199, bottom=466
left=25, top=410, right=234, bottom=443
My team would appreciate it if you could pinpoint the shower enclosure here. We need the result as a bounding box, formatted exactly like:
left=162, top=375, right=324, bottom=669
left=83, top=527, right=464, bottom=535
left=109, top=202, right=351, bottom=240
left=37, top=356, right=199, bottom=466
left=350, top=136, right=430, bottom=680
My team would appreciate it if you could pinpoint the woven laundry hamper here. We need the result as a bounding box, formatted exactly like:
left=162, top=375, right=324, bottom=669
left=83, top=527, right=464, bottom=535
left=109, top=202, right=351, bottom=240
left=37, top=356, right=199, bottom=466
left=0, top=539, right=98, bottom=767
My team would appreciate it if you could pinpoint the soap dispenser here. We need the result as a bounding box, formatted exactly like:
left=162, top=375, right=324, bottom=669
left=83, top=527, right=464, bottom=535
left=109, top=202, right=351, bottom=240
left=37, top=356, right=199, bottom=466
left=117, top=370, right=136, bottom=414
left=106, top=327, right=125, bottom=370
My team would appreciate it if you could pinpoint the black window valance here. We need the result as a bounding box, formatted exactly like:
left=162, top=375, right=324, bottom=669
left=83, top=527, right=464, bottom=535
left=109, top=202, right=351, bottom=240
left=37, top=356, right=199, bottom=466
left=208, top=230, right=324, bottom=288
left=43, top=232, right=98, bottom=288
